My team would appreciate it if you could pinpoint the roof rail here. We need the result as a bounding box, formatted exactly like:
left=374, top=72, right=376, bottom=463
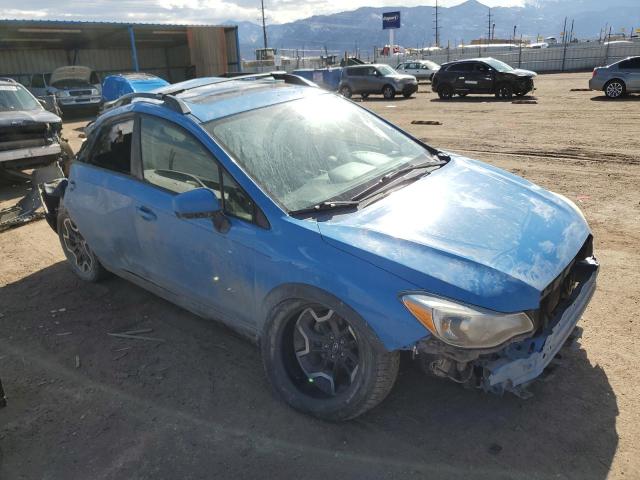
left=158, top=71, right=317, bottom=96
left=0, top=77, right=17, bottom=84
left=106, top=72, right=316, bottom=114
left=107, top=92, right=191, bottom=114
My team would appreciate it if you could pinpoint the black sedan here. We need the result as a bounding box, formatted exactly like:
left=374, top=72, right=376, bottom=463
left=431, top=57, right=536, bottom=100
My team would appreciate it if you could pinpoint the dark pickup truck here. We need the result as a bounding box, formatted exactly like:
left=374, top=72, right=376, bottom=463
left=432, top=57, right=536, bottom=100
left=0, top=78, right=69, bottom=174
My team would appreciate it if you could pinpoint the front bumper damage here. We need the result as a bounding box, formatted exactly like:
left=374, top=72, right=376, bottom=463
left=415, top=256, right=599, bottom=397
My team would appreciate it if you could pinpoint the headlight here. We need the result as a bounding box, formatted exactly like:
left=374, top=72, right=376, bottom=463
left=402, top=294, right=533, bottom=349
left=91, top=89, right=99, bottom=95
left=55, top=90, right=70, bottom=97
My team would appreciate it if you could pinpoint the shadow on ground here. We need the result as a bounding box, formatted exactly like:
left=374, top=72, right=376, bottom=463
left=430, top=95, right=537, bottom=103
left=0, top=262, right=619, bottom=479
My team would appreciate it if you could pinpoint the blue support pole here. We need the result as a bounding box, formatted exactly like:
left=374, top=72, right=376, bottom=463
left=128, top=25, right=140, bottom=72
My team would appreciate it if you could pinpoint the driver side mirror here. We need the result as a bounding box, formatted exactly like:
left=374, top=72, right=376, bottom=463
left=173, top=187, right=230, bottom=233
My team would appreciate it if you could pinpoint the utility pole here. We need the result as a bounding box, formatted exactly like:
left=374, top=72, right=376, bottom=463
left=433, top=0, right=440, bottom=47
left=261, top=0, right=268, bottom=49
left=488, top=8, right=492, bottom=42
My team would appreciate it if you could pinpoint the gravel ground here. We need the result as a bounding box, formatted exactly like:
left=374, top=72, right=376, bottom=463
left=0, top=72, right=638, bottom=479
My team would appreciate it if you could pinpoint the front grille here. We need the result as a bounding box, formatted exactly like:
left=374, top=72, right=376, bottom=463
left=69, top=90, right=92, bottom=97
left=0, top=125, right=49, bottom=151
left=538, top=235, right=593, bottom=328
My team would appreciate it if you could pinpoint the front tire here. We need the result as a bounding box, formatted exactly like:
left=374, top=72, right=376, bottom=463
left=58, top=210, right=108, bottom=282
left=382, top=85, right=396, bottom=100
left=261, top=298, right=399, bottom=421
left=339, top=85, right=352, bottom=98
left=496, top=83, right=513, bottom=99
left=604, top=80, right=625, bottom=99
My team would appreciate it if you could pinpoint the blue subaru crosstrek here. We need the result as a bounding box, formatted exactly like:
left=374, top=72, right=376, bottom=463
left=41, top=73, right=599, bottom=421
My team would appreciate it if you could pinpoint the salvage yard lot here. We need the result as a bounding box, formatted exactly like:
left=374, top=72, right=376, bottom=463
left=1, top=72, right=639, bottom=479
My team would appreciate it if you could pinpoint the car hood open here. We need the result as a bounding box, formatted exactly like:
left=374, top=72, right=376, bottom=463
left=0, top=109, right=61, bottom=128
left=50, top=66, right=92, bottom=85
left=318, top=155, right=589, bottom=313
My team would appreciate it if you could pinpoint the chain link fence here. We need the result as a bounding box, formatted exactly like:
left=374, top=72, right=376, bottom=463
left=376, top=42, right=640, bottom=72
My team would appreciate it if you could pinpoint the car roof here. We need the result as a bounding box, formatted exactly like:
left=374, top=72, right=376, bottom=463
left=441, top=57, right=493, bottom=66
left=104, top=76, right=327, bottom=124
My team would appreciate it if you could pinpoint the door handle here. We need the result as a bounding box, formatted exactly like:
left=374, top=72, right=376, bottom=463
left=136, top=205, right=157, bottom=221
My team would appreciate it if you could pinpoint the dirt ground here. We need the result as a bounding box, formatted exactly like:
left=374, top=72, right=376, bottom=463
left=0, top=72, right=638, bottom=479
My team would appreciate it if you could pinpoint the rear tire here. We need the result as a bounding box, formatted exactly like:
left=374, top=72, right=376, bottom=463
left=438, top=84, right=454, bottom=100
left=261, top=298, right=399, bottom=421
left=58, top=210, right=108, bottom=282
left=604, top=80, right=625, bottom=99
left=382, top=85, right=396, bottom=100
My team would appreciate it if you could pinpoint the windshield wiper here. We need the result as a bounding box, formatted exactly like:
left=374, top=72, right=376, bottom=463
left=289, top=200, right=360, bottom=216
left=351, top=159, right=446, bottom=202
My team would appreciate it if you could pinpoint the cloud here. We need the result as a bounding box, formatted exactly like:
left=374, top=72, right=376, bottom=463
left=0, top=0, right=524, bottom=24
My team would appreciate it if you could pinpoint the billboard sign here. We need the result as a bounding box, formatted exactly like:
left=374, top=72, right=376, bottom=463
left=382, top=11, right=401, bottom=30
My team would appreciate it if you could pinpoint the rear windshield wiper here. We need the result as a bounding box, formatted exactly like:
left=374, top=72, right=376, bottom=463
left=351, top=160, right=446, bottom=202
left=289, top=200, right=360, bottom=216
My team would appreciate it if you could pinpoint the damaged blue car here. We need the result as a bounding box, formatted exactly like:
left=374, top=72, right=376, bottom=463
left=41, top=73, right=598, bottom=421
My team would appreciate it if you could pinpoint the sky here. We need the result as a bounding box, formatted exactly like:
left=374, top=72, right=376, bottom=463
left=0, top=0, right=525, bottom=25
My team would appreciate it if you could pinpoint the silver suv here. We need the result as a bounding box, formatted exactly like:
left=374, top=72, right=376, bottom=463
left=338, top=64, right=418, bottom=100
left=589, top=56, right=640, bottom=98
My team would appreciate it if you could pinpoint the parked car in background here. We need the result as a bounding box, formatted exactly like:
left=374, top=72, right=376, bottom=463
left=0, top=78, right=71, bottom=173
left=46, top=66, right=102, bottom=114
left=589, top=56, right=640, bottom=99
left=339, top=64, right=418, bottom=99
left=395, top=60, right=440, bottom=81
left=432, top=57, right=537, bottom=100
left=102, top=73, right=170, bottom=103
left=41, top=73, right=598, bottom=421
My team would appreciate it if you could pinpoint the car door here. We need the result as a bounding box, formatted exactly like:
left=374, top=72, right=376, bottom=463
left=128, top=113, right=260, bottom=328
left=619, top=57, right=640, bottom=90
left=474, top=62, right=496, bottom=92
left=63, top=116, right=142, bottom=273
left=452, top=63, right=475, bottom=91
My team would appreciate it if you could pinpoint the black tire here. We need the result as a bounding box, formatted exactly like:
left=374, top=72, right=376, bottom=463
left=438, top=84, right=454, bottom=100
left=339, top=85, right=352, bottom=98
left=261, top=297, right=400, bottom=421
left=495, top=83, right=513, bottom=99
left=57, top=210, right=108, bottom=282
left=382, top=85, right=396, bottom=100
left=604, top=79, right=625, bottom=99
left=361, top=93, right=369, bottom=100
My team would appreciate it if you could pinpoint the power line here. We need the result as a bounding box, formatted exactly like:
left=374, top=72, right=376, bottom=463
left=261, top=0, right=268, bottom=49
left=433, top=0, right=440, bottom=47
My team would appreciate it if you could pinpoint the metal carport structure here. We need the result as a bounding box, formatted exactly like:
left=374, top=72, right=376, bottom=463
left=0, top=20, right=241, bottom=84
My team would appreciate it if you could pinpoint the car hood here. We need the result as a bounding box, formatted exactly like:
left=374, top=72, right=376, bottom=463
left=0, top=109, right=61, bottom=128
left=388, top=73, right=417, bottom=82
left=511, top=68, right=537, bottom=77
left=51, top=66, right=92, bottom=85
left=317, top=155, right=589, bottom=313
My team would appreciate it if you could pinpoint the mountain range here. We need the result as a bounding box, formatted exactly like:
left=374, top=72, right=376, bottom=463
left=231, top=0, right=640, bottom=59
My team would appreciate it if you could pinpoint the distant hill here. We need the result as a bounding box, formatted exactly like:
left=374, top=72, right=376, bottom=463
left=231, top=0, right=640, bottom=59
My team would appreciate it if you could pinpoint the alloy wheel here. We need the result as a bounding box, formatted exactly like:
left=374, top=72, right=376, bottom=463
left=61, top=218, right=93, bottom=274
left=606, top=81, right=624, bottom=98
left=293, top=307, right=360, bottom=397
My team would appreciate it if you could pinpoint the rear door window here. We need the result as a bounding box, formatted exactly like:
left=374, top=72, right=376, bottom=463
left=88, top=119, right=134, bottom=174
left=619, top=58, right=640, bottom=70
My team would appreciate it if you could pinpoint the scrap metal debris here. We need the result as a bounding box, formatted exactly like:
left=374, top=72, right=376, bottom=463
left=107, top=328, right=165, bottom=343
left=411, top=120, right=442, bottom=125
left=0, top=163, right=64, bottom=232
